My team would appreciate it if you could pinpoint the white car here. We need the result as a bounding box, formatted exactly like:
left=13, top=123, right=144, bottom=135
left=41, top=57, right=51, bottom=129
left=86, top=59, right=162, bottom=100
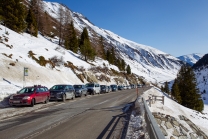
left=86, top=83, right=100, bottom=95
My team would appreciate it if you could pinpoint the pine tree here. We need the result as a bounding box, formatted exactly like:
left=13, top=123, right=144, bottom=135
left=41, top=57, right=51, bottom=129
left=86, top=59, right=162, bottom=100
left=164, top=81, right=170, bottom=95
left=99, top=36, right=106, bottom=59
left=30, top=0, right=43, bottom=30
left=106, top=49, right=110, bottom=62
left=79, top=28, right=95, bottom=61
left=111, top=47, right=116, bottom=64
left=64, top=21, right=78, bottom=53
left=26, top=8, right=38, bottom=37
left=161, top=86, right=164, bottom=92
left=58, top=4, right=64, bottom=45
left=171, top=79, right=181, bottom=103
left=42, top=11, right=52, bottom=35
left=126, top=65, right=131, bottom=74
left=0, top=7, right=2, bottom=21
left=177, top=65, right=204, bottom=112
left=0, top=0, right=27, bottom=33
left=121, top=59, right=126, bottom=71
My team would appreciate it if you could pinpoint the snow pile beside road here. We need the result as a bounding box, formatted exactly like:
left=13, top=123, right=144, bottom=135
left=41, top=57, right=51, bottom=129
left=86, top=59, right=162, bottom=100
left=141, top=87, right=208, bottom=138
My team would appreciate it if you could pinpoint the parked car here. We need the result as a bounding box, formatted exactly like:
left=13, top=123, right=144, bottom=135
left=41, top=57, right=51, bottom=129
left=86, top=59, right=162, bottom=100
left=126, top=86, right=131, bottom=89
left=74, top=84, right=88, bottom=97
left=110, top=84, right=118, bottom=92
left=107, top=86, right=112, bottom=92
left=86, top=83, right=100, bottom=95
left=118, top=85, right=124, bottom=90
left=9, top=85, right=50, bottom=107
left=123, top=86, right=127, bottom=90
left=138, top=84, right=143, bottom=88
left=100, top=85, right=110, bottom=93
left=49, top=84, right=75, bottom=101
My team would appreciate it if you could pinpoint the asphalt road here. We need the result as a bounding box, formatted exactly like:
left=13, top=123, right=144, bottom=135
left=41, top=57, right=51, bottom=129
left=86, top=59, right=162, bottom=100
left=0, top=87, right=150, bottom=139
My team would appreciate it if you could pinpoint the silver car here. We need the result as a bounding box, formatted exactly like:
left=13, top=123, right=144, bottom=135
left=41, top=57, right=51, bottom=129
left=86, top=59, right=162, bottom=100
left=74, top=85, right=88, bottom=97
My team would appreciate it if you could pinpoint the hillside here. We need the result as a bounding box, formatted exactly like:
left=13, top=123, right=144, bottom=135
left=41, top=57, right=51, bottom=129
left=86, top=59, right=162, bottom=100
left=0, top=24, right=128, bottom=100
left=42, top=1, right=183, bottom=84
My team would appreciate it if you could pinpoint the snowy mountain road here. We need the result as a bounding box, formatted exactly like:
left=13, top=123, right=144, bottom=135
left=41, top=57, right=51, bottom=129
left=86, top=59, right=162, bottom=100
left=0, top=87, right=150, bottom=139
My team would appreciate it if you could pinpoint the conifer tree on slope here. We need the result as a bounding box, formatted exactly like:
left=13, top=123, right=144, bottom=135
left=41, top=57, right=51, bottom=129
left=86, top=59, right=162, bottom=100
left=177, top=65, right=204, bottom=112
left=99, top=36, right=106, bottom=59
left=171, top=79, right=181, bottom=104
left=164, top=81, right=170, bottom=95
left=0, top=0, right=26, bottom=33
left=126, top=65, right=131, bottom=74
left=26, top=8, right=38, bottom=37
left=79, top=28, right=95, bottom=61
left=30, top=0, right=43, bottom=31
left=64, top=21, right=78, bottom=53
left=121, top=59, right=126, bottom=71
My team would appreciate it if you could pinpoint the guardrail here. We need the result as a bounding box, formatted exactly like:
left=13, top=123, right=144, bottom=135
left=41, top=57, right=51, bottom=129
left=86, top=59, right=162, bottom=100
left=142, top=97, right=165, bottom=139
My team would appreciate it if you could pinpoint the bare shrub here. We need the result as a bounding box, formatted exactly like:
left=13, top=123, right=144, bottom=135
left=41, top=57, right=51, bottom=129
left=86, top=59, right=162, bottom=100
left=38, top=56, right=47, bottom=66
left=4, top=37, right=8, bottom=42
left=78, top=66, right=86, bottom=72
left=2, top=53, right=12, bottom=59
left=64, top=61, right=78, bottom=73
left=55, top=46, right=65, bottom=55
left=49, top=56, right=64, bottom=67
left=9, top=63, right=15, bottom=66
left=97, top=74, right=110, bottom=82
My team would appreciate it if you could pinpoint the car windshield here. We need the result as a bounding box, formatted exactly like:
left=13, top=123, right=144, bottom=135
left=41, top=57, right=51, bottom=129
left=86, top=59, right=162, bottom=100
left=86, top=84, right=94, bottom=87
left=74, top=85, right=82, bottom=89
left=18, top=87, right=35, bottom=94
left=50, top=85, right=66, bottom=91
left=100, top=85, right=106, bottom=88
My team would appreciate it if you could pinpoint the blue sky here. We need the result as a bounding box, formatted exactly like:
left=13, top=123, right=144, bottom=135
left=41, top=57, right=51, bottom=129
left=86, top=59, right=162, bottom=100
left=46, top=0, right=208, bottom=57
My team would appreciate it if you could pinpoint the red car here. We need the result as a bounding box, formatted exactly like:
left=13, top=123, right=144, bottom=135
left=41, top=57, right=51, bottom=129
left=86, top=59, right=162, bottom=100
left=9, top=85, right=50, bottom=107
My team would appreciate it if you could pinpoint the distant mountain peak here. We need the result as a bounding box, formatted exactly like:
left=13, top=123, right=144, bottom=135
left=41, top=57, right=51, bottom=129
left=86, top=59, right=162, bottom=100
left=177, top=53, right=204, bottom=66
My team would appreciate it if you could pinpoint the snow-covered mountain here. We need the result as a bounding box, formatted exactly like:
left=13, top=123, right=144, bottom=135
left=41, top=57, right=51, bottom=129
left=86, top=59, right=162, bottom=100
left=193, top=54, right=208, bottom=105
left=0, top=1, right=185, bottom=100
left=177, top=53, right=204, bottom=66
left=43, top=1, right=183, bottom=83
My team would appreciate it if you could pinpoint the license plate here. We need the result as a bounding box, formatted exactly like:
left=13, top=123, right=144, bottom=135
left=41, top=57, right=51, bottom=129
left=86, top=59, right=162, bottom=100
left=13, top=100, right=20, bottom=103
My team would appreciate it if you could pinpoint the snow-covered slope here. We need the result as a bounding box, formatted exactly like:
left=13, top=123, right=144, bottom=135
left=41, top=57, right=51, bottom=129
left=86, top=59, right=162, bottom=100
left=141, top=87, right=208, bottom=138
left=177, top=53, right=204, bottom=66
left=0, top=25, right=119, bottom=100
left=42, top=1, right=183, bottom=84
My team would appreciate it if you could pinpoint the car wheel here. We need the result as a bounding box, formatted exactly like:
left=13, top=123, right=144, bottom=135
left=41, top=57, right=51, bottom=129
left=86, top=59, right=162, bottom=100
left=62, top=94, right=66, bottom=102
left=44, top=97, right=49, bottom=104
left=30, top=99, right=35, bottom=107
left=85, top=92, right=87, bottom=96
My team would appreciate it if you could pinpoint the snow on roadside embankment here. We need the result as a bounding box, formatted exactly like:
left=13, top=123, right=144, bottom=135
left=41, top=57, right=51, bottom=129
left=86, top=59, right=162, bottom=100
left=141, top=87, right=208, bottom=138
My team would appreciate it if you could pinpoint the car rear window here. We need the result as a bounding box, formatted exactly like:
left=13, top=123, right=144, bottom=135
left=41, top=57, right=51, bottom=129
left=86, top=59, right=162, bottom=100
left=50, top=85, right=66, bottom=91
left=18, top=87, right=35, bottom=94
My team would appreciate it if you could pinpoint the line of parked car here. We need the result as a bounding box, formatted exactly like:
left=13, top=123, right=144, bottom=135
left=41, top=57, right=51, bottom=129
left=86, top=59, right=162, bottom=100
left=9, top=83, right=142, bottom=107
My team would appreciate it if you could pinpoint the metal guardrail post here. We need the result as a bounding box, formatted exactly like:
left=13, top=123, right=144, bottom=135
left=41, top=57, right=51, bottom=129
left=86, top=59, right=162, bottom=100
left=142, top=97, right=165, bottom=139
